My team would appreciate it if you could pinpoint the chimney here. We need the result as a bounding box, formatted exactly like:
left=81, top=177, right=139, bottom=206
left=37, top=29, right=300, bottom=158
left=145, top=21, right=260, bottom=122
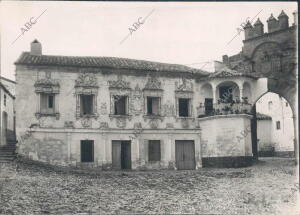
left=278, top=10, right=289, bottom=30
left=267, top=14, right=279, bottom=33
left=30, top=39, right=42, bottom=55
left=222, top=55, right=229, bottom=65
left=243, top=21, right=254, bottom=40
left=253, top=18, right=264, bottom=37
left=293, top=10, right=298, bottom=26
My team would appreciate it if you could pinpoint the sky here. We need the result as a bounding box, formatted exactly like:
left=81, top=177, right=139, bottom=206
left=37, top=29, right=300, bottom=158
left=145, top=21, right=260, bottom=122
left=0, top=1, right=297, bottom=81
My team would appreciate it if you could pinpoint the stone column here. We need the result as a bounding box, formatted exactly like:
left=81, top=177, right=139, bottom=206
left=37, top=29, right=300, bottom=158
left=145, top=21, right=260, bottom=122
left=169, top=134, right=176, bottom=170
left=66, top=132, right=71, bottom=164
left=212, top=85, right=217, bottom=103
left=99, top=133, right=107, bottom=166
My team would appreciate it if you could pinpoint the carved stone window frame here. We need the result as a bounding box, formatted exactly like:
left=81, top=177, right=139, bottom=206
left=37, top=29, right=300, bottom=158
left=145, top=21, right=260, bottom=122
left=143, top=89, right=164, bottom=121
left=34, top=77, right=60, bottom=120
left=108, top=76, right=132, bottom=120
left=175, top=91, right=194, bottom=118
left=75, top=73, right=99, bottom=119
left=109, top=89, right=132, bottom=120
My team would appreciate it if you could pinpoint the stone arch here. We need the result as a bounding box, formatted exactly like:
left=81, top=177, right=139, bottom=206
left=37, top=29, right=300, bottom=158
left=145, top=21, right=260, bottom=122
left=200, top=83, right=213, bottom=104
left=216, top=81, right=240, bottom=102
left=250, top=90, right=297, bottom=161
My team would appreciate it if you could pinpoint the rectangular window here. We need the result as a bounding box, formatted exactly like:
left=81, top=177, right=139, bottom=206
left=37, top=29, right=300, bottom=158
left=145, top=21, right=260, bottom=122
left=40, top=94, right=55, bottom=114
left=147, top=97, right=160, bottom=115
left=178, top=98, right=190, bottom=117
left=114, top=95, right=127, bottom=115
left=276, top=121, right=281, bottom=130
left=148, top=140, right=161, bottom=161
left=80, top=95, right=94, bottom=116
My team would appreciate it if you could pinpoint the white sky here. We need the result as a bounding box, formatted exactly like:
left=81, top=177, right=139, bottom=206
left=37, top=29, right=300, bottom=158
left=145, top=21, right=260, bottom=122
left=0, top=1, right=297, bottom=81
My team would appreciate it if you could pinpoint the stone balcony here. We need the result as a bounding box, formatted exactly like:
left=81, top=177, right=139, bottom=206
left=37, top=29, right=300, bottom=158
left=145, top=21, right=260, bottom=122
left=197, top=101, right=253, bottom=118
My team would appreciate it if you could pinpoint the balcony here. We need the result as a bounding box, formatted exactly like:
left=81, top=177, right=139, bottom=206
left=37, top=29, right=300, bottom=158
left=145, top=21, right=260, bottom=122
left=197, top=99, right=252, bottom=118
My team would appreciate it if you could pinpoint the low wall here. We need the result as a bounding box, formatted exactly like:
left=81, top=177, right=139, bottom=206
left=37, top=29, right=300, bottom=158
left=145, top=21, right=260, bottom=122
left=198, top=114, right=253, bottom=168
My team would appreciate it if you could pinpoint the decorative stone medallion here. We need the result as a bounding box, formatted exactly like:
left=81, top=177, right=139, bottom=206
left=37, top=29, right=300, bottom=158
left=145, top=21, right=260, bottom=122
left=81, top=118, right=92, bottom=128
left=64, top=121, right=74, bottom=128
left=99, top=122, right=109, bottom=129
left=149, top=119, right=159, bottom=129
left=116, top=118, right=126, bottom=128
left=166, top=123, right=174, bottom=129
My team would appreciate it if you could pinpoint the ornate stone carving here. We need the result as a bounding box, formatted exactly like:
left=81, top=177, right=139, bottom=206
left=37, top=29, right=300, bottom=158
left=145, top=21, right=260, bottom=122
left=166, top=123, right=174, bottom=129
left=134, top=122, right=142, bottom=129
left=108, top=75, right=130, bottom=89
left=175, top=78, right=193, bottom=92
left=130, top=84, right=143, bottom=115
left=100, top=102, right=108, bottom=115
left=81, top=118, right=92, bottom=128
left=252, top=42, right=283, bottom=76
left=34, top=77, right=60, bottom=94
left=99, top=122, right=109, bottom=129
left=75, top=73, right=98, bottom=88
left=64, top=121, right=74, bottom=128
left=144, top=75, right=162, bottom=90
left=163, top=100, right=175, bottom=117
left=181, top=118, right=189, bottom=129
left=116, top=118, right=126, bottom=128
left=149, top=118, right=159, bottom=129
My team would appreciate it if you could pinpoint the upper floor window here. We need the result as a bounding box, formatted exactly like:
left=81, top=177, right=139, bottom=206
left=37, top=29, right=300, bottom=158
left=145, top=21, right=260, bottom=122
left=114, top=95, right=128, bottom=115
left=40, top=93, right=55, bottom=114
left=4, top=94, right=6, bottom=106
left=147, top=97, right=160, bottom=116
left=80, top=94, right=94, bottom=116
left=276, top=121, right=281, bottom=130
left=178, top=98, right=191, bottom=117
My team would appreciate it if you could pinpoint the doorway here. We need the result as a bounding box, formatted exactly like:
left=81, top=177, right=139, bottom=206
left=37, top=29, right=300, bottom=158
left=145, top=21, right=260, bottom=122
left=2, top=112, right=8, bottom=146
left=175, top=140, right=195, bottom=170
left=112, top=140, right=131, bottom=170
left=80, top=140, right=94, bottom=162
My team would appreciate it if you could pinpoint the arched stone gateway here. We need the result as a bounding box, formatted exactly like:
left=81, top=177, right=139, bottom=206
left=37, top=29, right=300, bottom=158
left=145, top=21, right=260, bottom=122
left=222, top=10, right=298, bottom=163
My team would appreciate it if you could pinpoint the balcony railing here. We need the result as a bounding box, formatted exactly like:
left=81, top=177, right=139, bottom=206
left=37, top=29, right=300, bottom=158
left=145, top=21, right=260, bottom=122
left=197, top=102, right=253, bottom=118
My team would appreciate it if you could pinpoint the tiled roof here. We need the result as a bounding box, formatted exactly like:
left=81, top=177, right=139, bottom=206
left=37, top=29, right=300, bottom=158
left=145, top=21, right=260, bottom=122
left=15, top=52, right=210, bottom=76
left=0, top=82, right=15, bottom=99
left=206, top=68, right=258, bottom=79
left=256, top=112, right=272, bottom=120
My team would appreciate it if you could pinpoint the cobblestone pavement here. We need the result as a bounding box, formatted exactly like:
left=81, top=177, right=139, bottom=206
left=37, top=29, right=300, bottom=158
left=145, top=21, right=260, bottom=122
left=0, top=158, right=298, bottom=215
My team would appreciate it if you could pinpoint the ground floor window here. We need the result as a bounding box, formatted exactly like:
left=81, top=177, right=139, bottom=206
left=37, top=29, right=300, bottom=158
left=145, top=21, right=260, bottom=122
left=81, top=140, right=94, bottom=162
left=148, top=140, right=161, bottom=161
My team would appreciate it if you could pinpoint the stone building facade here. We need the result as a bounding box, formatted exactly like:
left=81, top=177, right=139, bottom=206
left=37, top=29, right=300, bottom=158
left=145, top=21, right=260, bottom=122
left=15, top=40, right=268, bottom=169
left=15, top=10, right=297, bottom=169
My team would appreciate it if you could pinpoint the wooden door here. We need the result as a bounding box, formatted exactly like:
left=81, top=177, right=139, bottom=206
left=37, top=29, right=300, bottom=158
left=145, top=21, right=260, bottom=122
left=112, top=141, right=122, bottom=169
left=2, top=112, right=8, bottom=146
left=175, top=140, right=195, bottom=170
left=121, top=141, right=131, bottom=169
left=80, top=140, right=94, bottom=162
